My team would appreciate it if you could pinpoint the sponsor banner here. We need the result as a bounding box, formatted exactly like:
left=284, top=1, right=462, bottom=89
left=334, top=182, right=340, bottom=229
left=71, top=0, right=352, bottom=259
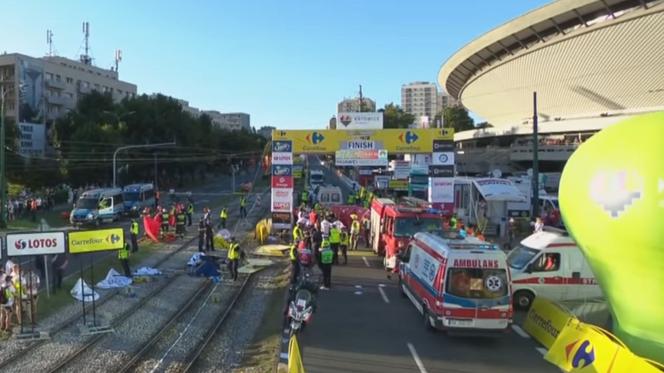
left=271, top=152, right=293, bottom=165
left=388, top=179, right=408, bottom=191
left=523, top=297, right=575, bottom=349
left=271, top=188, right=294, bottom=213
left=68, top=228, right=125, bottom=254
left=271, top=128, right=454, bottom=154
left=7, top=231, right=66, bottom=256
left=271, top=164, right=292, bottom=177
left=428, top=177, right=454, bottom=203
left=271, top=212, right=292, bottom=229
left=335, top=149, right=388, bottom=167
left=336, top=112, right=383, bottom=130
left=432, top=152, right=455, bottom=166
left=358, top=168, right=373, bottom=176
left=341, top=140, right=380, bottom=150
left=271, top=175, right=294, bottom=188
left=433, top=140, right=455, bottom=152
left=390, top=160, right=411, bottom=180
left=429, top=165, right=455, bottom=178
left=375, top=175, right=390, bottom=189
left=272, top=140, right=293, bottom=153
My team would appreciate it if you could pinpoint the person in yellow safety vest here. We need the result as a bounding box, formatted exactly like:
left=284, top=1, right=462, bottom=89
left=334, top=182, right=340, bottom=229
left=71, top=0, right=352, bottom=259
left=239, top=195, right=247, bottom=219
left=301, top=190, right=309, bottom=205
left=289, top=242, right=300, bottom=284
left=293, top=223, right=304, bottom=243
left=160, top=208, right=170, bottom=238
left=118, top=241, right=131, bottom=277
left=227, top=237, right=242, bottom=281
left=0, top=274, right=15, bottom=332
left=130, top=219, right=140, bottom=253
left=219, top=207, right=229, bottom=229
left=350, top=215, right=361, bottom=251
left=359, top=186, right=366, bottom=201
left=186, top=202, right=194, bottom=226
left=339, top=229, right=349, bottom=265
left=329, top=225, right=341, bottom=265
left=319, top=242, right=334, bottom=290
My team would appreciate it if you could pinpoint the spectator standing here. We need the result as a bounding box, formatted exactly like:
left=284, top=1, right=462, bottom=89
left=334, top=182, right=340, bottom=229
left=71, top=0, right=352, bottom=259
left=51, top=254, right=68, bottom=293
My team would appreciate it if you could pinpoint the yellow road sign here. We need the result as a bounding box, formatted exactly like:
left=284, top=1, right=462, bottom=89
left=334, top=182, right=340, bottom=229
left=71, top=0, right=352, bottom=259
left=272, top=128, right=454, bottom=154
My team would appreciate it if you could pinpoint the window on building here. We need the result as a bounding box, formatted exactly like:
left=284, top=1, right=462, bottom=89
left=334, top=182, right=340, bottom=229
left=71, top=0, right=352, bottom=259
left=46, top=73, right=54, bottom=80
left=66, top=77, right=73, bottom=84
left=56, top=74, right=61, bottom=81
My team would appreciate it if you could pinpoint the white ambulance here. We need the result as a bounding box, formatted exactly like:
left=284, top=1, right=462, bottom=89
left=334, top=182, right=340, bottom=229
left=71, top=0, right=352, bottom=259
left=507, top=227, right=603, bottom=309
left=398, top=232, right=513, bottom=334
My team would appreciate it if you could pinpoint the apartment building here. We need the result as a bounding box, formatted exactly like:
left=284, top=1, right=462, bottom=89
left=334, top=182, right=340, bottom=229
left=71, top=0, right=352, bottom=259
left=202, top=110, right=251, bottom=131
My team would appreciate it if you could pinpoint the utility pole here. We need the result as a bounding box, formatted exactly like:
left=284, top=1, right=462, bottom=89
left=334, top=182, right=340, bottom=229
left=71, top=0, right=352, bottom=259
left=532, top=91, right=540, bottom=219
left=359, top=84, right=364, bottom=112
left=153, top=152, right=159, bottom=190
left=0, top=82, right=7, bottom=228
left=113, top=142, right=175, bottom=188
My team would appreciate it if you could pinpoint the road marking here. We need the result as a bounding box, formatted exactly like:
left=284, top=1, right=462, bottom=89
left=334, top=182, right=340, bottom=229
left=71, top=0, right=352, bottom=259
left=362, top=256, right=370, bottom=267
left=378, top=283, right=386, bottom=288
left=536, top=347, right=548, bottom=356
left=354, top=291, right=363, bottom=295
left=355, top=285, right=363, bottom=289
left=512, top=324, right=530, bottom=339
left=378, top=286, right=390, bottom=304
left=407, top=342, right=429, bottom=373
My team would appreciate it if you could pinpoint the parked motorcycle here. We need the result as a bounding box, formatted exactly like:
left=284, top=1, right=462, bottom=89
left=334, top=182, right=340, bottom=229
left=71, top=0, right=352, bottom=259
left=287, top=288, right=314, bottom=336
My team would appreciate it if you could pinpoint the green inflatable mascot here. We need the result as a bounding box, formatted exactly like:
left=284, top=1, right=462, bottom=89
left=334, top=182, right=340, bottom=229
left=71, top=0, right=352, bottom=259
left=559, top=111, right=664, bottom=363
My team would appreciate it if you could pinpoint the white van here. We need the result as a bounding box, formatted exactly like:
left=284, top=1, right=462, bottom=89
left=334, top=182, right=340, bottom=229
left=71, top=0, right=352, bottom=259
left=507, top=227, right=602, bottom=309
left=70, top=188, right=124, bottom=226
left=315, top=186, right=343, bottom=207
left=399, top=232, right=512, bottom=334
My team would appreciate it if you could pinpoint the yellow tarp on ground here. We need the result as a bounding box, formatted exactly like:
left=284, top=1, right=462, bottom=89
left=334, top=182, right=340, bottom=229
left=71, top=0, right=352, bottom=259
left=255, top=244, right=289, bottom=257
left=238, top=258, right=274, bottom=274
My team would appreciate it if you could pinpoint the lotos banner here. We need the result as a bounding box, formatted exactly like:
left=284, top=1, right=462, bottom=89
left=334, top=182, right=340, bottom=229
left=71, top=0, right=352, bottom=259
left=68, top=228, right=125, bottom=254
left=7, top=231, right=66, bottom=256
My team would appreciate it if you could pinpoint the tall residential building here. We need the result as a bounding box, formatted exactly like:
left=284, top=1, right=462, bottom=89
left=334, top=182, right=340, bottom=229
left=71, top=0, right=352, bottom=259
left=337, top=97, right=376, bottom=113
left=202, top=111, right=251, bottom=131
left=0, top=52, right=137, bottom=156
left=401, top=81, right=439, bottom=119
left=149, top=93, right=200, bottom=118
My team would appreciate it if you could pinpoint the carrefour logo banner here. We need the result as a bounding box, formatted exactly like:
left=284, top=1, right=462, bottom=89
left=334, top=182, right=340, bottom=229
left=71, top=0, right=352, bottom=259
left=7, top=231, right=66, bottom=256
left=68, top=228, right=124, bottom=254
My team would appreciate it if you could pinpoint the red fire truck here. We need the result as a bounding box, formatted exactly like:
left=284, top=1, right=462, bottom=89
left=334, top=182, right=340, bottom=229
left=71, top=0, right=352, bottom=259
left=370, top=198, right=444, bottom=270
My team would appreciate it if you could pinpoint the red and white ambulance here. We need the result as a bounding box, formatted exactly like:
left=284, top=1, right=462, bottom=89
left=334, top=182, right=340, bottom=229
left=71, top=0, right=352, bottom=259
left=398, top=232, right=513, bottom=334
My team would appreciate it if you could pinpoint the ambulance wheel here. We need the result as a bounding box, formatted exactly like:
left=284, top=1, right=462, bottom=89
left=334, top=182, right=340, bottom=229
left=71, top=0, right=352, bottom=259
left=514, top=290, right=534, bottom=310
left=423, top=306, right=435, bottom=331
left=398, top=277, right=406, bottom=298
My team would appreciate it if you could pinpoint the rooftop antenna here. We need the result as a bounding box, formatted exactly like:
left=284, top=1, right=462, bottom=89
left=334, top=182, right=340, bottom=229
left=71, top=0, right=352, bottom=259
left=114, top=49, right=122, bottom=73
left=80, top=21, right=92, bottom=65
left=46, top=29, right=54, bottom=56
left=359, top=84, right=364, bottom=112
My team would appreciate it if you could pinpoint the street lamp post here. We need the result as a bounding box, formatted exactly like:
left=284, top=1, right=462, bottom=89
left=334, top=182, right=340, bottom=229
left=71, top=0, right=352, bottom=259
left=113, top=142, right=175, bottom=188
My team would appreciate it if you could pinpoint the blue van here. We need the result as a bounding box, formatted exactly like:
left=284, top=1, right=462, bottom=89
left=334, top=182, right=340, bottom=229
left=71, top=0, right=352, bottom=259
left=123, top=183, right=155, bottom=215
left=70, top=188, right=124, bottom=226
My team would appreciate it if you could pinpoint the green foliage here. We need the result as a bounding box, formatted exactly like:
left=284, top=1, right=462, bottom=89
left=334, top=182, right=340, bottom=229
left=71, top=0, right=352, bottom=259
left=476, top=121, right=493, bottom=129
left=379, top=103, right=415, bottom=129
left=47, top=92, right=266, bottom=188
left=443, top=106, right=475, bottom=132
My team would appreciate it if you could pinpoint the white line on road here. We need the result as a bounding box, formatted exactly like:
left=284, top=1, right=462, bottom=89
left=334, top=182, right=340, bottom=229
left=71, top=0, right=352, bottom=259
left=407, top=342, right=429, bottom=373
left=378, top=286, right=390, bottom=304
left=362, top=256, right=370, bottom=267
left=512, top=324, right=530, bottom=339
left=536, top=347, right=548, bottom=356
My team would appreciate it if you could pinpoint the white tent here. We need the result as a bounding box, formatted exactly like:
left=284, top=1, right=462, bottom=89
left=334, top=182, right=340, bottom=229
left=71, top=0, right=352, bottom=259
left=96, top=268, right=132, bottom=289
left=70, top=278, right=100, bottom=302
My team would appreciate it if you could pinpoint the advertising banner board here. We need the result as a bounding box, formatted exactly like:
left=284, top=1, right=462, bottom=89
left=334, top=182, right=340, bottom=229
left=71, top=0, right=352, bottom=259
left=7, top=231, right=66, bottom=256
left=68, top=228, right=125, bottom=254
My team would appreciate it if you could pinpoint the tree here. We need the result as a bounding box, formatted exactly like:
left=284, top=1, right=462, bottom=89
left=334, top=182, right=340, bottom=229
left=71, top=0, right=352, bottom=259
left=476, top=121, right=493, bottom=129
left=443, top=106, right=474, bottom=132
left=379, top=103, right=415, bottom=129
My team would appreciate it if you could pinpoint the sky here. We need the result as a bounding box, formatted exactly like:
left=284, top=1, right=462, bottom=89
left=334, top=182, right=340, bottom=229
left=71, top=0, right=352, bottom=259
left=3, top=0, right=550, bottom=129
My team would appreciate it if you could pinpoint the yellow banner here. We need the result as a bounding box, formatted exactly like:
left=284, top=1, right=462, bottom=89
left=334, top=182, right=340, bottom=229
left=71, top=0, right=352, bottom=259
left=388, top=180, right=408, bottom=190
left=272, top=128, right=454, bottom=154
left=288, top=335, right=306, bottom=373
left=68, top=228, right=125, bottom=254
left=523, top=297, right=575, bottom=349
